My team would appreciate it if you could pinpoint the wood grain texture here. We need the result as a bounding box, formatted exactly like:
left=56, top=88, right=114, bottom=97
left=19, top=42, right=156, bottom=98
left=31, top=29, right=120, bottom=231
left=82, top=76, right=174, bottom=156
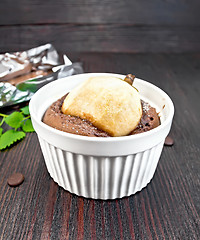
left=0, top=0, right=200, bottom=26
left=0, top=1, right=200, bottom=53
left=0, top=53, right=200, bottom=239
left=0, top=24, right=200, bottom=53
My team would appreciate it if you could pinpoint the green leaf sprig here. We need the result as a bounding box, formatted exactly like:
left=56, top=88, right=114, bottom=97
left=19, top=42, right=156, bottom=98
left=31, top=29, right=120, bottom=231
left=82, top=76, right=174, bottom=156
left=0, top=106, right=34, bottom=150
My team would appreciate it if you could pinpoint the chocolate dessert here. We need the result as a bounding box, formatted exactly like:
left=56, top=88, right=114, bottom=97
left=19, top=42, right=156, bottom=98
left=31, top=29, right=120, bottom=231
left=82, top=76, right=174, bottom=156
left=130, top=101, right=160, bottom=135
left=43, top=74, right=160, bottom=137
left=43, top=95, right=110, bottom=137
left=43, top=86, right=160, bottom=137
left=43, top=96, right=160, bottom=137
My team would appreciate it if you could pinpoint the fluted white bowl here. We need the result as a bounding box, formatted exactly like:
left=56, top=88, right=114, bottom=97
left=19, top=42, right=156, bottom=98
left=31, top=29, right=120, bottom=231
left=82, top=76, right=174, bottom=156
left=29, top=73, right=174, bottom=199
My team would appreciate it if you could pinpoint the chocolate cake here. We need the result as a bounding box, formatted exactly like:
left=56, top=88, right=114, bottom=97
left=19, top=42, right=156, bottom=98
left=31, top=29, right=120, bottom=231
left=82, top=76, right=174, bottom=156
left=43, top=95, right=160, bottom=137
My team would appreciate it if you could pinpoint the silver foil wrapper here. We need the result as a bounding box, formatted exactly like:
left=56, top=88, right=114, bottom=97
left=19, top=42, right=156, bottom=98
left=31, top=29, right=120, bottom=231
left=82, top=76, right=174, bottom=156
left=0, top=44, right=83, bottom=108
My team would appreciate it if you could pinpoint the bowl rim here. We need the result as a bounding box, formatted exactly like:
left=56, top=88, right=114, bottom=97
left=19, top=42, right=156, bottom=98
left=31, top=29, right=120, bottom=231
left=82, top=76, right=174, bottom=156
left=29, top=72, right=174, bottom=143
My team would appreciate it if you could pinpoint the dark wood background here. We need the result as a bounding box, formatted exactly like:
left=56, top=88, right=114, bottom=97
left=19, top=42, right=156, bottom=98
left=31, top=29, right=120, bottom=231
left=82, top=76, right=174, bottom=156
left=0, top=0, right=200, bottom=53
left=0, top=53, right=200, bottom=239
left=0, top=1, right=200, bottom=239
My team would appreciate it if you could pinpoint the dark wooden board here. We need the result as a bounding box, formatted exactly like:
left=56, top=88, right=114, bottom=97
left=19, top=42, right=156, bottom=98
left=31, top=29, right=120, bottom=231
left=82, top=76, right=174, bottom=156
left=0, top=53, right=200, bottom=239
left=0, top=25, right=200, bottom=53
left=0, top=0, right=200, bottom=26
left=0, top=1, right=200, bottom=53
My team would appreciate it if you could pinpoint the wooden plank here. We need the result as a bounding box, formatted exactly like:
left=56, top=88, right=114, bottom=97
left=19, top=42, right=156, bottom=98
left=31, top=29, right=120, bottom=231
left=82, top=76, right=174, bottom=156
left=0, top=53, right=200, bottom=239
left=0, top=24, right=200, bottom=53
left=0, top=0, right=200, bottom=26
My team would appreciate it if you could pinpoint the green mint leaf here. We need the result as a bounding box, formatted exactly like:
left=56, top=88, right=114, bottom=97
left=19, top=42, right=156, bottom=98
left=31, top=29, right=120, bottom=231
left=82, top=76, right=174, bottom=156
left=0, top=128, right=3, bottom=137
left=0, top=130, right=25, bottom=150
left=5, top=112, right=24, bottom=129
left=20, top=106, right=30, bottom=115
left=22, top=119, right=35, bottom=132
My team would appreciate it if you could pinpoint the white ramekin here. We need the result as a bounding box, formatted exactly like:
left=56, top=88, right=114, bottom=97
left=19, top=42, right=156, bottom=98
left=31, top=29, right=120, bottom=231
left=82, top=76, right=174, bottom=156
left=29, top=73, right=174, bottom=200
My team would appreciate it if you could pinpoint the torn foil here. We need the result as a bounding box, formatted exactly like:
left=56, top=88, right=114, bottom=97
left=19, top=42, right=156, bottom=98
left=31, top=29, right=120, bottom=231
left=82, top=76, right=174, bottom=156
left=0, top=44, right=83, bottom=108
left=0, top=63, right=83, bottom=108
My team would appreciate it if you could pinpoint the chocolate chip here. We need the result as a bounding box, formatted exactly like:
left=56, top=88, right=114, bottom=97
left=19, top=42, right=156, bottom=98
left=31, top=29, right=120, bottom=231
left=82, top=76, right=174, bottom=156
left=7, top=173, right=24, bottom=187
left=164, top=136, right=174, bottom=146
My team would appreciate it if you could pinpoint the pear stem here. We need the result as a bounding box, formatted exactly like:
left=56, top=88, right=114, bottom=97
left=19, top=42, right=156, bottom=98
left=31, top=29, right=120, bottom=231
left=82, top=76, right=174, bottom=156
left=124, top=74, right=135, bottom=85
